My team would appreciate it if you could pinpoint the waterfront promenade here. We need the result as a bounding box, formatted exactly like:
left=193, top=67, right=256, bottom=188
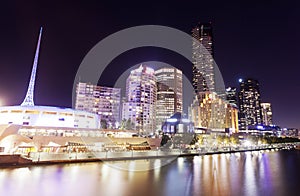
left=1, top=142, right=298, bottom=167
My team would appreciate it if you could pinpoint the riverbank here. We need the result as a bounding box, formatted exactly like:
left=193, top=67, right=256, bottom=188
left=1, top=143, right=298, bottom=168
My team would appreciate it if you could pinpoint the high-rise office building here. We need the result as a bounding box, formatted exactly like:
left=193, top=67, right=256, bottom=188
left=238, top=78, right=262, bottom=130
left=261, top=102, right=273, bottom=126
left=122, top=65, right=157, bottom=134
left=192, top=22, right=215, bottom=94
left=225, top=87, right=238, bottom=107
left=155, top=67, right=183, bottom=130
left=75, top=82, right=121, bottom=128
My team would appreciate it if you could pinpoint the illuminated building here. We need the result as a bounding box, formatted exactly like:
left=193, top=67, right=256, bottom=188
left=161, top=113, right=193, bottom=134
left=75, top=82, right=121, bottom=128
left=281, top=128, right=299, bottom=138
left=192, top=22, right=215, bottom=94
left=0, top=27, right=117, bottom=154
left=190, top=92, right=238, bottom=133
left=190, top=22, right=239, bottom=133
left=225, top=87, right=238, bottom=107
left=0, top=28, right=161, bottom=154
left=0, top=106, right=99, bottom=129
left=238, top=78, right=262, bottom=130
left=122, top=65, right=157, bottom=134
left=0, top=27, right=102, bottom=153
left=260, top=102, right=272, bottom=126
left=0, top=27, right=99, bottom=130
left=155, top=67, right=183, bottom=131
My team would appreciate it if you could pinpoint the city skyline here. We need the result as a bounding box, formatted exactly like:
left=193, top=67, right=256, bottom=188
left=0, top=1, right=299, bottom=129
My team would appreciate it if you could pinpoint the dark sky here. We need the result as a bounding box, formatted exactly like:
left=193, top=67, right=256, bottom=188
left=0, top=1, right=299, bottom=129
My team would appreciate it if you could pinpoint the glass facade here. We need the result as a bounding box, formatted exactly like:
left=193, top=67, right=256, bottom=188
left=238, top=79, right=262, bottom=130
left=192, top=22, right=215, bottom=94
left=261, top=102, right=273, bottom=126
left=155, top=67, right=183, bottom=131
left=122, top=65, right=157, bottom=134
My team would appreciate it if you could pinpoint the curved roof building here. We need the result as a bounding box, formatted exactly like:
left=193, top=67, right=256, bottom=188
left=0, top=27, right=100, bottom=130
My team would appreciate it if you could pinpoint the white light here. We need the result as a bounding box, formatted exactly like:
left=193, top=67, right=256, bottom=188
left=257, top=125, right=264, bottom=130
left=166, top=118, right=177, bottom=123
left=238, top=78, right=243, bottom=83
left=182, top=119, right=190, bottom=123
left=244, top=140, right=252, bottom=146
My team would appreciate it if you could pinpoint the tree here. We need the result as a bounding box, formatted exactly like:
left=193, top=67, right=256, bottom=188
left=160, top=134, right=171, bottom=147
left=100, top=119, right=107, bottom=129
left=120, top=119, right=135, bottom=130
left=120, top=119, right=126, bottom=130
left=197, top=134, right=204, bottom=145
left=223, top=136, right=230, bottom=146
left=189, top=134, right=198, bottom=145
left=216, top=135, right=224, bottom=145
left=229, top=135, right=239, bottom=145
left=125, top=119, right=134, bottom=130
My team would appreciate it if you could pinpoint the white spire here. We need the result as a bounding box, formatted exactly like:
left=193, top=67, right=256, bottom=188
left=21, top=27, right=43, bottom=106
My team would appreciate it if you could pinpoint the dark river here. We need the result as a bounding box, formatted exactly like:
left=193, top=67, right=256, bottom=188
left=0, top=150, right=299, bottom=196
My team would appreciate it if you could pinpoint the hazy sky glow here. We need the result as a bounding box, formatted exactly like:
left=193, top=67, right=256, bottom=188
left=0, top=1, right=299, bottom=128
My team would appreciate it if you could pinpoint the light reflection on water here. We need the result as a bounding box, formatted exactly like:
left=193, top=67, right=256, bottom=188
left=0, top=150, right=300, bottom=196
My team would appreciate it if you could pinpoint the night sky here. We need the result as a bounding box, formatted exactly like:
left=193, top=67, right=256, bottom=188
left=0, top=1, right=299, bottom=129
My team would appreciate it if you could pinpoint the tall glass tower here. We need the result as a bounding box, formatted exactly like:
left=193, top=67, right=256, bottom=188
left=192, top=22, right=215, bottom=94
left=238, top=78, right=262, bottom=130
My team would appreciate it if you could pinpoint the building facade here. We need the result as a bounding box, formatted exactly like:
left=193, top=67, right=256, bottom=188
left=122, top=65, right=157, bottom=134
left=190, top=92, right=239, bottom=133
left=155, top=67, right=183, bottom=131
left=75, top=82, right=121, bottom=128
left=261, top=102, right=273, bottom=126
left=226, top=87, right=238, bottom=107
left=281, top=128, right=299, bottom=138
left=162, top=113, right=194, bottom=134
left=0, top=106, right=100, bottom=129
left=192, top=22, right=215, bottom=94
left=238, top=78, right=262, bottom=130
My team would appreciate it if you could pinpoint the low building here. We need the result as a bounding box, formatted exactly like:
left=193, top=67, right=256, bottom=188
left=162, top=113, right=194, bottom=134
left=281, top=128, right=299, bottom=138
left=0, top=106, right=100, bottom=129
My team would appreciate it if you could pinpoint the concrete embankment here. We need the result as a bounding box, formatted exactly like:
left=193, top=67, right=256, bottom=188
left=0, top=154, right=32, bottom=167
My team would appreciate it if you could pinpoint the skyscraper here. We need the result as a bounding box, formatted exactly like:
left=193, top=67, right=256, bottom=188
left=122, top=65, right=157, bottom=134
left=238, top=78, right=262, bottom=130
left=192, top=22, right=215, bottom=94
left=155, top=67, right=183, bottom=130
left=225, top=87, right=238, bottom=107
left=75, top=82, right=121, bottom=128
left=261, top=102, right=273, bottom=126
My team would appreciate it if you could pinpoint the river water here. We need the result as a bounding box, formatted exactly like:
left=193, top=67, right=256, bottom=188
left=0, top=150, right=299, bottom=196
